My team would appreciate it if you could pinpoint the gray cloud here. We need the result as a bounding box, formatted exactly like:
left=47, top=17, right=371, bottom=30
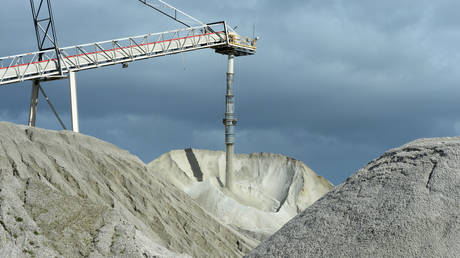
left=2, top=1, right=460, bottom=185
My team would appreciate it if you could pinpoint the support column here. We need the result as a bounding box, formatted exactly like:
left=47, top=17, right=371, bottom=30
left=223, top=54, right=236, bottom=190
left=28, top=80, right=40, bottom=127
left=68, top=71, right=79, bottom=133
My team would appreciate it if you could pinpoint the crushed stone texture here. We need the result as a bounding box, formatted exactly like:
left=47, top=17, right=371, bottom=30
left=0, top=121, right=257, bottom=257
left=247, top=137, right=460, bottom=257
left=149, top=149, right=333, bottom=242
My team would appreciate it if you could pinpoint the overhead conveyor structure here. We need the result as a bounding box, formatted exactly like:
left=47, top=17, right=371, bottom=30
left=0, top=23, right=255, bottom=85
left=0, top=0, right=257, bottom=190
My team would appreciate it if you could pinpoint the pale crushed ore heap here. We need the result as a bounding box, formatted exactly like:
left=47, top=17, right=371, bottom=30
left=248, top=137, right=460, bottom=257
left=148, top=149, right=333, bottom=242
left=0, top=121, right=257, bottom=258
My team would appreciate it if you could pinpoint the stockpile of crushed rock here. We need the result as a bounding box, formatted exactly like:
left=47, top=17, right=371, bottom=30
left=149, top=149, right=333, bottom=242
left=248, top=137, right=460, bottom=257
left=0, top=121, right=332, bottom=257
left=0, top=122, right=254, bottom=257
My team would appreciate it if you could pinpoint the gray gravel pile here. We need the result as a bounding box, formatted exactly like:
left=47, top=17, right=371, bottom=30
left=248, top=137, right=460, bottom=257
left=149, top=149, right=332, bottom=242
left=0, top=122, right=256, bottom=257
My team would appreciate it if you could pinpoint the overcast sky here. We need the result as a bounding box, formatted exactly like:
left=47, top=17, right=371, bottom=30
left=2, top=0, right=460, bottom=185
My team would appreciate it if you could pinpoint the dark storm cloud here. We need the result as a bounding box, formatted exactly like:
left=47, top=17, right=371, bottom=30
left=2, top=0, right=460, bottom=184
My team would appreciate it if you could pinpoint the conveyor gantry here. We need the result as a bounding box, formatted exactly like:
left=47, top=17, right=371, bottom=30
left=0, top=22, right=256, bottom=85
left=1, top=0, right=258, bottom=192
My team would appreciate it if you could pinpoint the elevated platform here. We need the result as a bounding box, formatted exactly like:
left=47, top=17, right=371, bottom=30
left=214, top=31, right=257, bottom=56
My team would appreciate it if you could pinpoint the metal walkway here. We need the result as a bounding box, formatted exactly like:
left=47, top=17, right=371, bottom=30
left=0, top=22, right=255, bottom=86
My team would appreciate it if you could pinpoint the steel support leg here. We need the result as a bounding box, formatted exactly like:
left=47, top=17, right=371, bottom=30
left=223, top=54, right=236, bottom=190
left=68, top=71, right=79, bottom=132
left=28, top=80, right=40, bottom=127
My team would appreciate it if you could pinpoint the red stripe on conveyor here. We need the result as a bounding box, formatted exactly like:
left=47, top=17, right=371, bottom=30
left=0, top=31, right=223, bottom=71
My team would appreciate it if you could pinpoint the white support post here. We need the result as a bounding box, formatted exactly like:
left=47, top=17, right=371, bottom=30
left=68, top=71, right=79, bottom=133
left=224, top=54, right=236, bottom=191
left=28, top=80, right=40, bottom=127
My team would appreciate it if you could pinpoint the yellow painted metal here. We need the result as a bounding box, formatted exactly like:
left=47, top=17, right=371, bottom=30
left=228, top=33, right=257, bottom=50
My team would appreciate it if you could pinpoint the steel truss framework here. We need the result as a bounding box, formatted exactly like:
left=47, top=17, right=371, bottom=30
left=138, top=0, right=204, bottom=27
left=0, top=22, right=255, bottom=86
left=28, top=0, right=64, bottom=128
left=29, top=0, right=62, bottom=71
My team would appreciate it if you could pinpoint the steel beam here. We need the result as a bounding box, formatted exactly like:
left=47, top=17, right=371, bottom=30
left=29, top=0, right=63, bottom=73
left=68, top=71, right=79, bottom=132
left=38, top=85, right=67, bottom=130
left=138, top=0, right=204, bottom=27
left=28, top=80, right=40, bottom=127
left=224, top=54, right=235, bottom=190
left=0, top=23, right=233, bottom=86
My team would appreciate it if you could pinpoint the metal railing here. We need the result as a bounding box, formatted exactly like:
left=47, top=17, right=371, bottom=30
left=228, top=33, right=257, bottom=50
left=0, top=22, right=227, bottom=85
